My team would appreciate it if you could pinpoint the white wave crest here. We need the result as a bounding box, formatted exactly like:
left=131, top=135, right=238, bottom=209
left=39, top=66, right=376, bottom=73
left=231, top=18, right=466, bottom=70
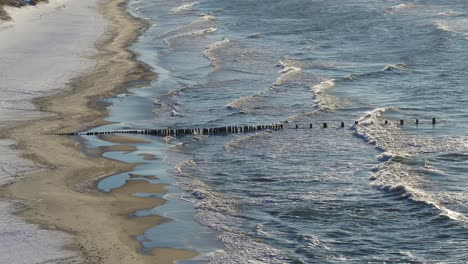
left=170, top=2, right=199, bottom=13
left=310, top=79, right=336, bottom=111
left=224, top=131, right=273, bottom=152
left=203, top=37, right=231, bottom=67
left=163, top=27, right=218, bottom=50
left=274, top=59, right=302, bottom=86
left=353, top=107, right=468, bottom=224
left=438, top=11, right=464, bottom=17
left=382, top=63, right=408, bottom=71
left=433, top=19, right=468, bottom=37
left=201, top=14, right=216, bottom=21
left=385, top=3, right=417, bottom=14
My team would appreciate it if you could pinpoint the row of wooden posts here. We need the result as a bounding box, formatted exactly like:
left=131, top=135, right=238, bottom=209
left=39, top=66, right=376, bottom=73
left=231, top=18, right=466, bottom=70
left=52, top=118, right=437, bottom=137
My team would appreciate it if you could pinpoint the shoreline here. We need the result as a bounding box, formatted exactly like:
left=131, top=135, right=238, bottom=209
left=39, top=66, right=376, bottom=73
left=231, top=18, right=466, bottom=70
left=0, top=0, right=197, bottom=263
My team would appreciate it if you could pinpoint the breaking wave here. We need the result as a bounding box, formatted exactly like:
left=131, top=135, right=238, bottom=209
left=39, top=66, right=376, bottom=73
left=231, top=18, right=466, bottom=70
left=170, top=2, right=199, bottom=13
left=273, top=59, right=302, bottom=86
left=224, top=59, right=303, bottom=111
left=224, top=131, right=274, bottom=152
left=385, top=3, right=417, bottom=15
left=163, top=27, right=218, bottom=50
left=203, top=37, right=232, bottom=67
left=310, top=79, right=336, bottom=111
left=171, top=158, right=291, bottom=263
left=345, top=63, right=409, bottom=80
left=353, top=107, right=468, bottom=223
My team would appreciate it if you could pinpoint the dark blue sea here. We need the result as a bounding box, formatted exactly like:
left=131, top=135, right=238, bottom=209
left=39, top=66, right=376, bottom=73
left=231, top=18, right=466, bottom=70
left=91, top=0, right=468, bottom=262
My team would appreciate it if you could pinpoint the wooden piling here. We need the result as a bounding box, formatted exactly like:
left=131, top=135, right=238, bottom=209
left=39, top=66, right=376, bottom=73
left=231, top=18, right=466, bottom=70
left=323, top=123, right=327, bottom=128
left=432, top=118, right=436, bottom=125
left=400, top=120, right=404, bottom=125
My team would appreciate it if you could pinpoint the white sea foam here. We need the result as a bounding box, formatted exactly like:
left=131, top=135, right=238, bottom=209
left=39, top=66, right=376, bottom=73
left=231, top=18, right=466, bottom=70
left=225, top=95, right=260, bottom=110
left=164, top=27, right=217, bottom=50
left=201, top=13, right=216, bottom=21
left=224, top=130, right=273, bottom=152
left=433, top=19, right=468, bottom=37
left=310, top=79, right=336, bottom=111
left=170, top=2, right=199, bottom=13
left=434, top=20, right=451, bottom=32
left=225, top=59, right=305, bottom=112
left=385, top=3, right=417, bottom=15
left=171, top=159, right=291, bottom=263
left=353, top=107, right=468, bottom=223
left=344, top=63, right=408, bottom=81
left=382, top=63, right=408, bottom=71
left=203, top=37, right=231, bottom=67
left=274, top=59, right=302, bottom=86
left=438, top=11, right=464, bottom=17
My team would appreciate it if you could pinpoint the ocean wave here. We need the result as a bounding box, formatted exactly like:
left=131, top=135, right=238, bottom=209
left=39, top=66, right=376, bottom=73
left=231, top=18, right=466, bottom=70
left=345, top=63, right=408, bottom=80
left=273, top=59, right=302, bottom=86
left=163, top=27, right=217, bottom=50
left=310, top=79, right=336, bottom=111
left=382, top=63, right=408, bottom=71
left=171, top=109, right=184, bottom=117
left=246, top=32, right=264, bottom=39
left=353, top=107, right=468, bottom=224
left=286, top=110, right=320, bottom=123
left=433, top=20, right=451, bottom=32
left=224, top=59, right=307, bottom=112
left=225, top=95, right=259, bottom=110
left=201, top=13, right=216, bottom=21
left=433, top=19, right=468, bottom=37
left=224, top=131, right=274, bottom=152
left=170, top=2, right=199, bottom=13
left=171, top=159, right=291, bottom=262
left=385, top=3, right=417, bottom=15
left=370, top=161, right=467, bottom=223
left=203, top=37, right=231, bottom=67
left=438, top=11, right=464, bottom=17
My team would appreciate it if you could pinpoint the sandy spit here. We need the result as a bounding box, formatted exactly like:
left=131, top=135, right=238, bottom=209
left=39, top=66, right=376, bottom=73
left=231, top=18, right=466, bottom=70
left=0, top=0, right=197, bottom=263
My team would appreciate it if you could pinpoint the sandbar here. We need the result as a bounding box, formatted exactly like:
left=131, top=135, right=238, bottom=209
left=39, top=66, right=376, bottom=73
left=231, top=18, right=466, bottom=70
left=0, top=0, right=197, bottom=263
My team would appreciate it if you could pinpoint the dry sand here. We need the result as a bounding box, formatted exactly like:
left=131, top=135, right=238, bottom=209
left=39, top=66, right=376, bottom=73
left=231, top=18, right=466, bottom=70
left=0, top=0, right=198, bottom=263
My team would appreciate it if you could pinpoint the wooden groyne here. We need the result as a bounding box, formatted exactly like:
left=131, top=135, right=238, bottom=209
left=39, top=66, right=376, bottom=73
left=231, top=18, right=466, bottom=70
left=50, top=118, right=438, bottom=137
left=52, top=123, right=285, bottom=137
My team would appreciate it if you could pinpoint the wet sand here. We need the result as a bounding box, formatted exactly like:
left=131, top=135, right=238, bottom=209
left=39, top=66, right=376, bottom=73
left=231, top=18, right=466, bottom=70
left=0, top=0, right=197, bottom=263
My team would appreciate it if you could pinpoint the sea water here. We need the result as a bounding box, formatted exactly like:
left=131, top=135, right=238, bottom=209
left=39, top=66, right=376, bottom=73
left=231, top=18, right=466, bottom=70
left=93, top=0, right=468, bottom=262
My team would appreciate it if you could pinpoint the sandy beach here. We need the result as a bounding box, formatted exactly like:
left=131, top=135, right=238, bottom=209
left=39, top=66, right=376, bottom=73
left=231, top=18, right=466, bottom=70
left=0, top=0, right=197, bottom=263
